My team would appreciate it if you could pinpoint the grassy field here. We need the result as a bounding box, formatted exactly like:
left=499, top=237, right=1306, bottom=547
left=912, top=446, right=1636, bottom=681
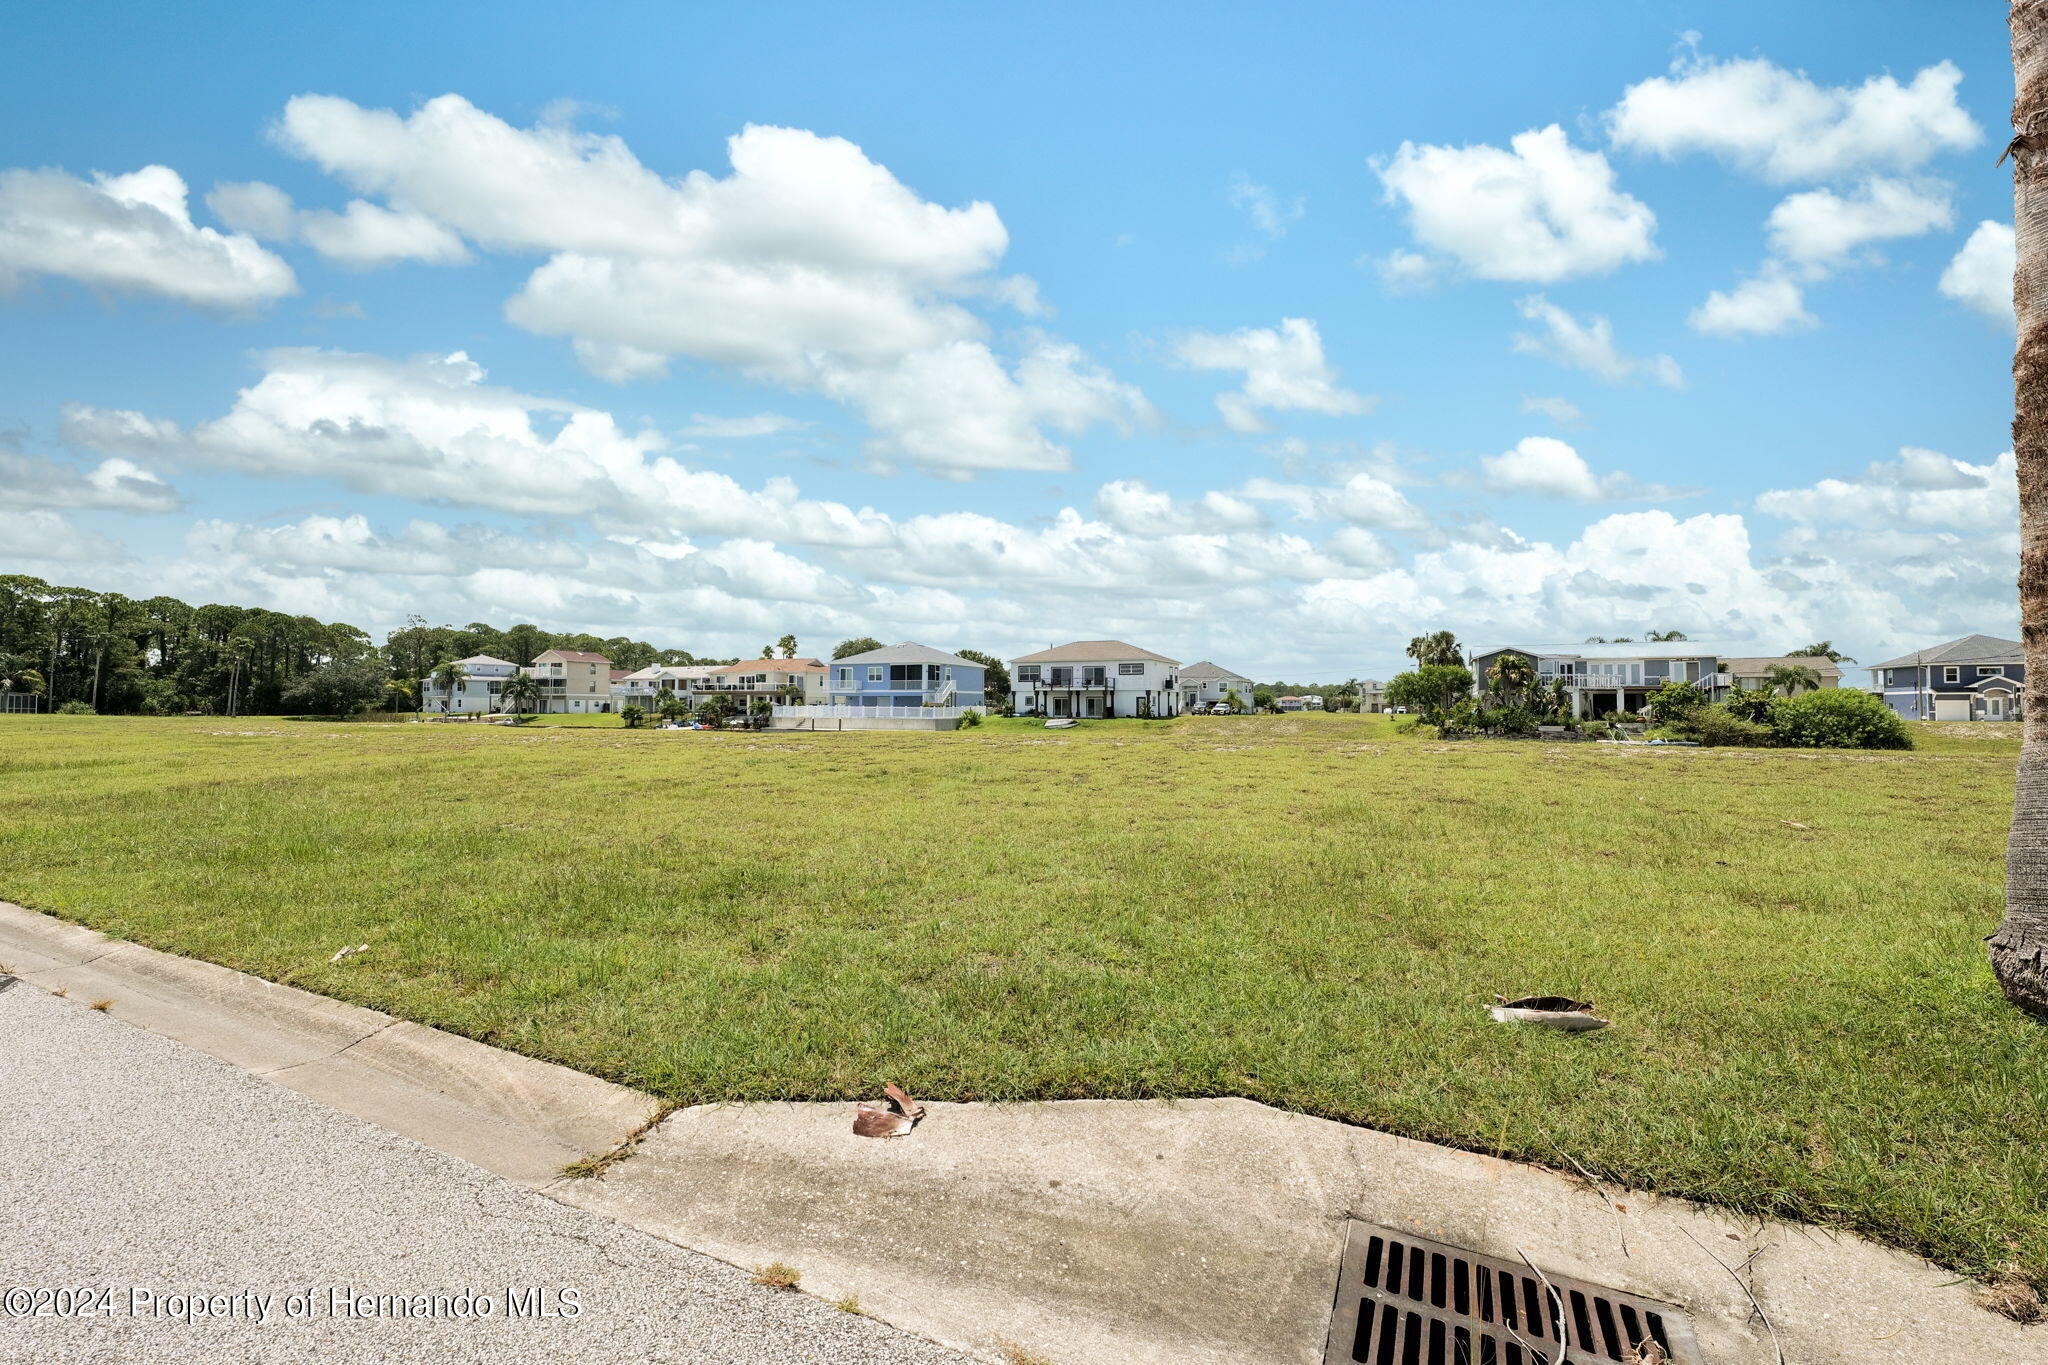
left=1, top=713, right=2042, bottom=1290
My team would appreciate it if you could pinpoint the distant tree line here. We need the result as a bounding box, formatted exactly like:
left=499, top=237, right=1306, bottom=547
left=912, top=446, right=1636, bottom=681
left=0, top=574, right=737, bottom=717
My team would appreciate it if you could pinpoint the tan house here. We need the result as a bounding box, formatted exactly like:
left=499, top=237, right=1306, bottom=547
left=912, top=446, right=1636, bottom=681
left=1718, top=655, right=1844, bottom=694
left=523, top=648, right=615, bottom=714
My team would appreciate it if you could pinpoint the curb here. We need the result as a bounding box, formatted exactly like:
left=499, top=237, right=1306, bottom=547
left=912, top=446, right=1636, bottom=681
left=0, top=901, right=658, bottom=1188
left=3, top=901, right=2031, bottom=1365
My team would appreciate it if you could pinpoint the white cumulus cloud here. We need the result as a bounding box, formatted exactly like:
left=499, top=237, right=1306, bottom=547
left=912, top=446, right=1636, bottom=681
left=1478, top=435, right=1687, bottom=502
left=1941, top=221, right=2015, bottom=323
left=1375, top=125, right=1658, bottom=283
left=1688, top=267, right=1816, bottom=338
left=266, top=94, right=1141, bottom=474
left=1173, top=317, right=1372, bottom=432
left=0, top=165, right=295, bottom=308
left=1606, top=54, right=1980, bottom=183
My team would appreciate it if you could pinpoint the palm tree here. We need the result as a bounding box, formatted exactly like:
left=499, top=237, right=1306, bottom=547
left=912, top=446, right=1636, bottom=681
left=1763, top=662, right=1822, bottom=696
left=499, top=672, right=542, bottom=719
left=1405, top=630, right=1462, bottom=667
left=428, top=659, right=467, bottom=715
left=1999, top=0, right=2048, bottom=1018
left=1792, top=640, right=1857, bottom=664
left=1486, top=653, right=1535, bottom=703
left=656, top=695, right=690, bottom=726
left=1645, top=629, right=1689, bottom=642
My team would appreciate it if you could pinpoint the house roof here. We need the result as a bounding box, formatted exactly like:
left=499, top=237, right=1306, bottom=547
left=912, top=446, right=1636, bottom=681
left=1719, top=655, right=1844, bottom=680
left=1011, top=639, right=1180, bottom=665
left=451, top=654, right=515, bottom=668
left=1868, top=634, right=2024, bottom=671
left=537, top=649, right=610, bottom=663
left=1472, top=639, right=1746, bottom=662
left=832, top=642, right=980, bottom=668
left=608, top=669, right=632, bottom=681
left=1179, top=660, right=1251, bottom=682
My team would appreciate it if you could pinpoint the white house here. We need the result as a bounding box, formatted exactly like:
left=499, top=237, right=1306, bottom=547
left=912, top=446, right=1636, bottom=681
left=419, top=654, right=517, bottom=714
left=1178, top=661, right=1254, bottom=711
left=614, top=659, right=830, bottom=711
left=1011, top=641, right=1182, bottom=718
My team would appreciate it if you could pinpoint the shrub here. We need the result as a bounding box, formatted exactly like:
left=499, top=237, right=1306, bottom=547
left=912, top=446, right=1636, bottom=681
left=1645, top=680, right=1707, bottom=723
left=281, top=658, right=388, bottom=717
left=1684, top=703, right=1772, bottom=747
left=1769, top=688, right=1912, bottom=750
left=1723, top=688, right=1776, bottom=723
left=959, top=708, right=983, bottom=728
left=619, top=704, right=647, bottom=728
left=1479, top=704, right=1537, bottom=737
left=1386, top=665, right=1476, bottom=727
left=56, top=700, right=95, bottom=715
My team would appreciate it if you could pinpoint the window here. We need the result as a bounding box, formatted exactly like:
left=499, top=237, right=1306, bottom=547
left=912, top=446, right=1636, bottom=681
left=868, top=666, right=884, bottom=682
left=1885, top=669, right=1896, bottom=687
left=1117, top=662, right=1144, bottom=676
left=836, top=668, right=850, bottom=685
left=1082, top=667, right=1107, bottom=686
left=1943, top=666, right=1960, bottom=684
left=1016, top=665, right=1040, bottom=682
left=1981, top=665, right=2005, bottom=678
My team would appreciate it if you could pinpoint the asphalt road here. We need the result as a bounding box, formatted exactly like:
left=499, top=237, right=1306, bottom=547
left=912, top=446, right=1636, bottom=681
left=0, top=976, right=968, bottom=1364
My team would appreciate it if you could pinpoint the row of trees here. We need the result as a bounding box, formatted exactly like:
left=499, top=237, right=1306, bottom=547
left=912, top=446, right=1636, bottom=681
left=0, top=575, right=746, bottom=717
left=0, top=576, right=1025, bottom=717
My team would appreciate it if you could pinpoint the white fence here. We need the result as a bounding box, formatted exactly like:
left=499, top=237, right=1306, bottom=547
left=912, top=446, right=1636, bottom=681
left=773, top=704, right=966, bottom=720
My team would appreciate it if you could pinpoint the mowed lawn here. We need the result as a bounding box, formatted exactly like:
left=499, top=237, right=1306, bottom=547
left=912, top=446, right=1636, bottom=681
left=1, top=713, right=2043, bottom=1290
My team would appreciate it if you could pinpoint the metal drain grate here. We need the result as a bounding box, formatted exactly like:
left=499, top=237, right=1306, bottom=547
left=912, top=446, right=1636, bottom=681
left=1325, top=1224, right=1705, bottom=1364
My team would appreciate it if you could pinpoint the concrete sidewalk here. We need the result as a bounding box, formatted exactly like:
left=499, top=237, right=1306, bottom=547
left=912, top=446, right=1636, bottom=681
left=0, top=978, right=967, bottom=1365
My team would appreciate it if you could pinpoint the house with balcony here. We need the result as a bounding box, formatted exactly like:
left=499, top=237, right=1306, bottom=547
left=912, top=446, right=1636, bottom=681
left=615, top=659, right=830, bottom=713
left=419, top=654, right=516, bottom=714
left=1467, top=640, right=1778, bottom=719
left=1869, top=635, right=2024, bottom=721
left=1010, top=641, right=1181, bottom=718
left=523, top=648, right=615, bottom=714
left=1178, top=661, right=1254, bottom=712
left=825, top=644, right=986, bottom=710
left=1358, top=679, right=1387, bottom=713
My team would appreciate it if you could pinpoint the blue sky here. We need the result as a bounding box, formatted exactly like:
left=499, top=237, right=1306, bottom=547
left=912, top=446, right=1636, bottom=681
left=0, top=2, right=2017, bottom=679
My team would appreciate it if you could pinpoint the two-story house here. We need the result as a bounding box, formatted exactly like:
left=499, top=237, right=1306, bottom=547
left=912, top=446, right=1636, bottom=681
left=1869, top=635, right=2024, bottom=721
left=1468, top=641, right=1742, bottom=719
left=523, top=648, right=615, bottom=714
left=1177, top=661, right=1254, bottom=712
left=826, top=644, right=986, bottom=710
left=1010, top=641, right=1181, bottom=718
left=419, top=654, right=517, bottom=714
left=1358, top=679, right=1387, bottom=713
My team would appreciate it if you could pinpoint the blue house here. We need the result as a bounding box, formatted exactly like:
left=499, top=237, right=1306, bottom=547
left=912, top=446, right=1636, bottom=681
left=827, top=643, right=986, bottom=709
left=1869, top=634, right=2023, bottom=721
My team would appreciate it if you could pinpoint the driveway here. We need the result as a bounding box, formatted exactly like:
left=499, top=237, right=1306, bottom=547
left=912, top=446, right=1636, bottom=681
left=0, top=976, right=968, bottom=1364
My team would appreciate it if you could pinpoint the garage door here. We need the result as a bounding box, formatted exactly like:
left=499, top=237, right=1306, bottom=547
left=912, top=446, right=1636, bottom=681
left=1934, top=698, right=1972, bottom=721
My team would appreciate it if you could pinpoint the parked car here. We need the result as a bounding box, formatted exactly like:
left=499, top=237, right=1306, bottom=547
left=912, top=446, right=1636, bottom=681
left=1209, top=702, right=1232, bottom=715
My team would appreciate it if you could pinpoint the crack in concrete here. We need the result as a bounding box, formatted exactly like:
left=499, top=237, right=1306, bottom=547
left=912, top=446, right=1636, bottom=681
left=253, top=1018, right=401, bottom=1077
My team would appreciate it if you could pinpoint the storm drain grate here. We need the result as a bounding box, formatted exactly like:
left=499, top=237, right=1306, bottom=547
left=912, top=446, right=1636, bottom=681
left=1325, top=1223, right=1705, bottom=1364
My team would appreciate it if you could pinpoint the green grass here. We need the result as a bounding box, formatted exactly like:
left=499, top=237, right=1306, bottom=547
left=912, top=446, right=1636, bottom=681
left=1, top=713, right=2042, bottom=1289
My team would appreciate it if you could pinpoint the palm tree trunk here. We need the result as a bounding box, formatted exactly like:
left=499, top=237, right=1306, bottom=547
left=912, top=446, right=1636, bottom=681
left=1997, top=0, right=2048, bottom=1016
